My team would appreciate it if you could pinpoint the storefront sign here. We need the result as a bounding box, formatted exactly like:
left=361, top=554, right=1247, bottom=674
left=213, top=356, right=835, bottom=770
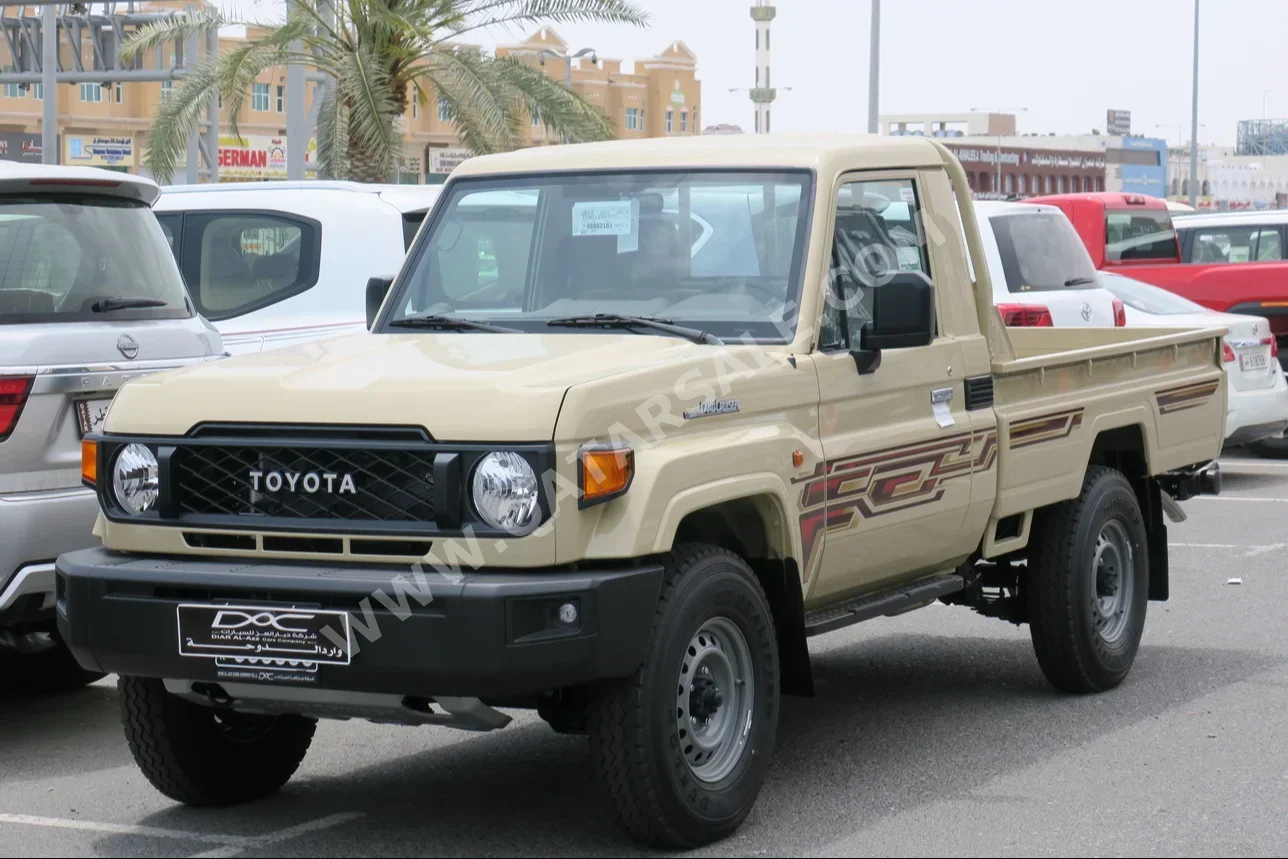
left=0, top=132, right=46, bottom=162
left=65, top=135, right=135, bottom=167
left=429, top=147, right=471, bottom=174
left=216, top=135, right=316, bottom=180
left=1027, top=151, right=1106, bottom=170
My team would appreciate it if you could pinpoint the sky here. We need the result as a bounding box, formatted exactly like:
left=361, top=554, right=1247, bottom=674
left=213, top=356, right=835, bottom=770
left=224, top=0, right=1288, bottom=148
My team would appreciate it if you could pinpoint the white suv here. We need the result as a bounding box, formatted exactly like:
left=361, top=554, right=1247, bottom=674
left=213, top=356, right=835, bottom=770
left=155, top=182, right=441, bottom=354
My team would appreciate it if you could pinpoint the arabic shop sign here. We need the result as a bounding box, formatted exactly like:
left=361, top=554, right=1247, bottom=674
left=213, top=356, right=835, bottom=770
left=0, top=132, right=46, bottom=162
left=429, top=147, right=471, bottom=174
left=216, top=135, right=317, bottom=180
left=65, top=135, right=136, bottom=167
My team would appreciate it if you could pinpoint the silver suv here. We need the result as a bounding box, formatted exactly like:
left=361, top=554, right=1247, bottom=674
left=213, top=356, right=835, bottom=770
left=0, top=163, right=224, bottom=692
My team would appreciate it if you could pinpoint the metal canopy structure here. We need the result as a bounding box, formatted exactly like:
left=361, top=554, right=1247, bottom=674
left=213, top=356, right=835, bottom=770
left=0, top=1, right=323, bottom=182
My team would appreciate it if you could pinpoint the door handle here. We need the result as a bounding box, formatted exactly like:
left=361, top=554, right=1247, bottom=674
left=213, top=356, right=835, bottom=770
left=931, top=387, right=953, bottom=404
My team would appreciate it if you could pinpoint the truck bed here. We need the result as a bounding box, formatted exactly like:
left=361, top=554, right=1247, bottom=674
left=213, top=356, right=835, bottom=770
left=989, top=325, right=1227, bottom=520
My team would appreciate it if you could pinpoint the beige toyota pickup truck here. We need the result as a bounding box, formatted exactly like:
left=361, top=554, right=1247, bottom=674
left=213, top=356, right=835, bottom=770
left=58, top=135, right=1225, bottom=848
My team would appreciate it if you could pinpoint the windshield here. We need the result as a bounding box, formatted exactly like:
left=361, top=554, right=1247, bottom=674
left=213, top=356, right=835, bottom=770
left=1100, top=273, right=1208, bottom=315
left=1105, top=209, right=1178, bottom=262
left=0, top=195, right=190, bottom=324
left=990, top=211, right=1100, bottom=292
left=382, top=170, right=814, bottom=341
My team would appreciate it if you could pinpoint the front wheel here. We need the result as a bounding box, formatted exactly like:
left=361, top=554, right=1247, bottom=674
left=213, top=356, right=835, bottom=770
left=119, top=676, right=317, bottom=807
left=588, top=544, right=780, bottom=849
left=1026, top=466, right=1150, bottom=694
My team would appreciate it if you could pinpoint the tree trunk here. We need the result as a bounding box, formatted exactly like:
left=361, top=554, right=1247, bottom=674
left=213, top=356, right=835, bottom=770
left=346, top=136, right=391, bottom=184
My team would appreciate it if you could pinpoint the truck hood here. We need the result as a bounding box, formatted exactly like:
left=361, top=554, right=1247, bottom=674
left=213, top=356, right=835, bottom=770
left=105, top=332, right=708, bottom=440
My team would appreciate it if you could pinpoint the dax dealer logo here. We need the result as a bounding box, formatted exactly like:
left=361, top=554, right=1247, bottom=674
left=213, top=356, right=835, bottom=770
left=211, top=609, right=317, bottom=634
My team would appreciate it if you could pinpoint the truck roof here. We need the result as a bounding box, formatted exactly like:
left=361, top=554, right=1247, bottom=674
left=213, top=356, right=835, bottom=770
left=1027, top=191, right=1170, bottom=210
left=1173, top=208, right=1288, bottom=227
left=0, top=160, right=160, bottom=205
left=453, top=134, right=949, bottom=177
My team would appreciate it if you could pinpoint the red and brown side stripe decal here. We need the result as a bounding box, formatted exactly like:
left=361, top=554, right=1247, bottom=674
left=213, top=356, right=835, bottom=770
left=1156, top=379, right=1220, bottom=415
left=1008, top=408, right=1084, bottom=449
left=794, top=430, right=997, bottom=568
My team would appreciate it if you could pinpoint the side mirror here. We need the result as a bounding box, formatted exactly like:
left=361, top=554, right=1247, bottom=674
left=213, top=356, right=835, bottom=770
left=850, top=270, right=936, bottom=373
left=366, top=276, right=394, bottom=331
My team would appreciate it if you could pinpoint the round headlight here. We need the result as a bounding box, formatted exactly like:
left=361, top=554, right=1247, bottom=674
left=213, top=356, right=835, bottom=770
left=471, top=451, right=540, bottom=535
left=113, top=443, right=159, bottom=515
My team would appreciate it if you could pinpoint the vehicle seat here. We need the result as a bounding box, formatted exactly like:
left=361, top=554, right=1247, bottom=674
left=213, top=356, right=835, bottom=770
left=251, top=253, right=299, bottom=288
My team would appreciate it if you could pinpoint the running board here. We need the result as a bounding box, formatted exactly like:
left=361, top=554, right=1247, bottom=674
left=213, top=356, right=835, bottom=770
left=804, top=574, right=966, bottom=637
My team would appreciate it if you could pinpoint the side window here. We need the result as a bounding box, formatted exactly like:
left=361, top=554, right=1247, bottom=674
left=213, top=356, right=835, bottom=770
left=155, top=213, right=181, bottom=260
left=1191, top=225, right=1276, bottom=264
left=1254, top=229, right=1283, bottom=261
left=178, top=212, right=320, bottom=320
left=823, top=178, right=931, bottom=350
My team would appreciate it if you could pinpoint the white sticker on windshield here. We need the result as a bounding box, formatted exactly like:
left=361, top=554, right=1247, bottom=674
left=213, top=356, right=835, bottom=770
left=899, top=186, right=916, bottom=203
left=573, top=200, right=636, bottom=237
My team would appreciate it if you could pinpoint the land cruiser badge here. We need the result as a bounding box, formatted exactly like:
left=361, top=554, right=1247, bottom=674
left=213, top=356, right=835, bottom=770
left=683, top=399, right=740, bottom=420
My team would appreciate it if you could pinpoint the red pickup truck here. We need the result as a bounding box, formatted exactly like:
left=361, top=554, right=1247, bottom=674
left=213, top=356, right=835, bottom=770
left=1027, top=192, right=1288, bottom=364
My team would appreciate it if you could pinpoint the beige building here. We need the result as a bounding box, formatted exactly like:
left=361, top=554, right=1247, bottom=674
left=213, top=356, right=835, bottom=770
left=0, top=19, right=701, bottom=184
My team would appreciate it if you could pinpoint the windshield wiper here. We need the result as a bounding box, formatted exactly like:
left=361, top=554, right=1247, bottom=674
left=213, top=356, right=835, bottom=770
left=387, top=314, right=522, bottom=333
left=546, top=314, right=723, bottom=346
left=91, top=297, right=169, bottom=312
left=1063, top=276, right=1098, bottom=287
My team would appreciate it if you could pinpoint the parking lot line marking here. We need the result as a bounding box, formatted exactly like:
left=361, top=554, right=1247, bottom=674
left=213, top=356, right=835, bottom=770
left=0, top=813, right=254, bottom=846
left=187, top=812, right=365, bottom=859
left=1186, top=496, right=1288, bottom=502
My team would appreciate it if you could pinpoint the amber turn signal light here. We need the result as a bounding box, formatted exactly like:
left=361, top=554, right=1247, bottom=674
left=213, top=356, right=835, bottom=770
left=579, top=446, right=634, bottom=508
left=81, top=438, right=97, bottom=488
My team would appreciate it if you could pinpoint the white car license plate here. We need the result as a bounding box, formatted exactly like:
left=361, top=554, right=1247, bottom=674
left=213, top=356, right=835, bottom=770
left=1240, top=353, right=1269, bottom=372
left=75, top=397, right=114, bottom=436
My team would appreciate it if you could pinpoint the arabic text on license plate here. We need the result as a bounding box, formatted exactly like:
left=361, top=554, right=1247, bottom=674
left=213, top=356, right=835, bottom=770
left=75, top=398, right=114, bottom=436
left=1240, top=353, right=1268, bottom=372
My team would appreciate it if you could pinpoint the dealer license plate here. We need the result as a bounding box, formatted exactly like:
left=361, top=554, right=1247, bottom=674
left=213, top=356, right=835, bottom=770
left=177, top=604, right=351, bottom=686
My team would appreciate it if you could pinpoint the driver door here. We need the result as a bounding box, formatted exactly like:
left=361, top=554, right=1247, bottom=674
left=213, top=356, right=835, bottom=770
left=806, top=172, right=978, bottom=603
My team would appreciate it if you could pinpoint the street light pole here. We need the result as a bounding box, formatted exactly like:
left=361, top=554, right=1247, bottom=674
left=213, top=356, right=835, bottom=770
left=539, top=47, right=596, bottom=144
left=1189, top=0, right=1200, bottom=208
left=867, top=0, right=880, bottom=134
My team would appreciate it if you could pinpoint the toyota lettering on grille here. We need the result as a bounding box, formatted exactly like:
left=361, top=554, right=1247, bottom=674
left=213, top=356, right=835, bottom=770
left=249, top=470, right=358, bottom=495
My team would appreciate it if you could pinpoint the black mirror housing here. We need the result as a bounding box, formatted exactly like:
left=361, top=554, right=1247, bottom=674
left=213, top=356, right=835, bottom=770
left=366, top=276, right=394, bottom=331
left=860, top=270, right=936, bottom=351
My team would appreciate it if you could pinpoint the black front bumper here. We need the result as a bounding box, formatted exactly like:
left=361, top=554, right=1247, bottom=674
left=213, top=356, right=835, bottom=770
left=56, top=547, right=663, bottom=699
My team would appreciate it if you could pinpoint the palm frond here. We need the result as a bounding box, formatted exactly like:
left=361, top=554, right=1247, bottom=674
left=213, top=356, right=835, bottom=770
left=492, top=55, right=613, bottom=144
left=418, top=48, right=515, bottom=155
left=216, top=40, right=290, bottom=141
left=338, top=43, right=401, bottom=180
left=316, top=83, right=351, bottom=180
left=119, top=8, right=226, bottom=64
left=140, top=55, right=223, bottom=182
left=449, top=0, right=648, bottom=38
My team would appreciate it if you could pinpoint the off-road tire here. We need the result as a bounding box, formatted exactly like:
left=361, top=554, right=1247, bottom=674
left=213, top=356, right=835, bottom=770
left=119, top=676, right=316, bottom=807
left=1027, top=466, right=1149, bottom=694
left=588, top=543, right=780, bottom=849
left=0, top=635, right=105, bottom=694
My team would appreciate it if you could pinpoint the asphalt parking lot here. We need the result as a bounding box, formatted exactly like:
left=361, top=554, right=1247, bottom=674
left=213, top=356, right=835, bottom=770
left=2, top=452, right=1287, bottom=858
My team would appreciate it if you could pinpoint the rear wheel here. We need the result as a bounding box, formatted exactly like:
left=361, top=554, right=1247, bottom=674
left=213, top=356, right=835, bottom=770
left=119, top=676, right=316, bottom=806
left=588, top=544, right=779, bottom=849
left=1026, top=467, right=1150, bottom=693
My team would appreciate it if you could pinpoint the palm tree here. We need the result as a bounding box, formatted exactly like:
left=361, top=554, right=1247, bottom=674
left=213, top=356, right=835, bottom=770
left=122, top=0, right=649, bottom=183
